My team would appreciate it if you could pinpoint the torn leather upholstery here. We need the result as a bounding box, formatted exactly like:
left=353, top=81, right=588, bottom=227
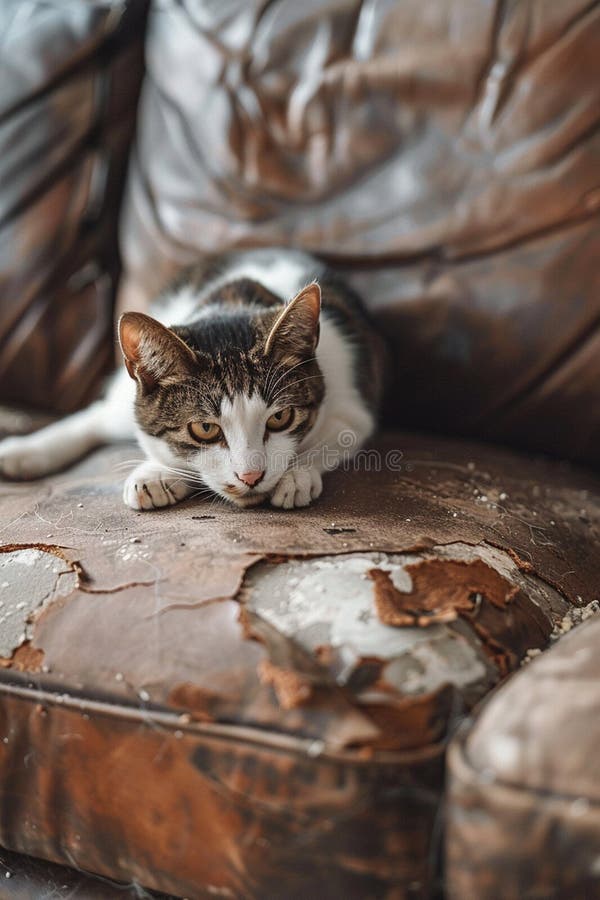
left=0, top=432, right=598, bottom=897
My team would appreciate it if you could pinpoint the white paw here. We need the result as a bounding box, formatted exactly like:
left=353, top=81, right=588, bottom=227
left=123, top=464, right=193, bottom=511
left=0, top=434, right=55, bottom=480
left=270, top=467, right=322, bottom=510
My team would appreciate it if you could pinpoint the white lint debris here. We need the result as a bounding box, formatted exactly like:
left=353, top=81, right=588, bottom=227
left=522, top=599, right=599, bottom=665
left=551, top=600, right=600, bottom=639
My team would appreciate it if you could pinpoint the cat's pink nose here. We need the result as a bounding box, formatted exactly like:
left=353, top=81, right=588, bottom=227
left=235, top=470, right=264, bottom=487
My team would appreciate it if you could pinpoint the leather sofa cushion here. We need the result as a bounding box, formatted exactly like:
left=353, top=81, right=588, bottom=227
left=0, top=428, right=598, bottom=897
left=446, top=614, right=600, bottom=899
left=468, top=614, right=600, bottom=800
left=119, top=0, right=600, bottom=465
left=0, top=0, right=146, bottom=413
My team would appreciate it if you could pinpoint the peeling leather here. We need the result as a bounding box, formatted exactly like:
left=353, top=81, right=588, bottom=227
left=0, top=640, right=44, bottom=673
left=369, top=564, right=475, bottom=626
left=369, top=558, right=552, bottom=675
left=257, top=659, right=313, bottom=710
left=0, top=432, right=597, bottom=728
left=0, top=546, right=79, bottom=659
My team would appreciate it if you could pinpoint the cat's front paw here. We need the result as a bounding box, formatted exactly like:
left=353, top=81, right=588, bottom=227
left=123, top=464, right=193, bottom=511
left=270, top=466, right=322, bottom=510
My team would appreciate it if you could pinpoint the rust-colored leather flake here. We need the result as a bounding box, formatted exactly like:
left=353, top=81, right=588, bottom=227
left=368, top=563, right=476, bottom=626
left=257, top=659, right=313, bottom=710
left=0, top=641, right=44, bottom=673
left=369, top=558, right=552, bottom=675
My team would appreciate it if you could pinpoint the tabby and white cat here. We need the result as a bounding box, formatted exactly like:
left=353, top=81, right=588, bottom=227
left=0, top=250, right=384, bottom=510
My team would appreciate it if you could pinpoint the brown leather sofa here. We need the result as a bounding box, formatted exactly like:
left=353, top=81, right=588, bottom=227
left=0, top=2, right=599, bottom=898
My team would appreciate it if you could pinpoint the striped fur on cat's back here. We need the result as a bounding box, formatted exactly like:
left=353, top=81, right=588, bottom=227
left=0, top=249, right=386, bottom=510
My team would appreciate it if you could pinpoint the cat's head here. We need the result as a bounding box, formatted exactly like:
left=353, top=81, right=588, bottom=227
left=118, top=281, right=324, bottom=506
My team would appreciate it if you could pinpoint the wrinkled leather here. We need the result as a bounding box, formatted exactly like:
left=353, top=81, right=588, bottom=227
left=0, top=0, right=147, bottom=412
left=120, top=0, right=600, bottom=465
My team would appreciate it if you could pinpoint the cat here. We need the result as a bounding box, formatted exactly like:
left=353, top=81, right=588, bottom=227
left=0, top=249, right=385, bottom=510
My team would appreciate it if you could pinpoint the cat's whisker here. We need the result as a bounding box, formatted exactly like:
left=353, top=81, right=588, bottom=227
left=153, top=462, right=201, bottom=479
left=123, top=461, right=209, bottom=489
left=270, top=354, right=315, bottom=382
left=160, top=465, right=196, bottom=477
left=269, top=374, right=324, bottom=404
left=212, top=493, right=232, bottom=510
left=262, top=359, right=283, bottom=398
left=112, top=459, right=146, bottom=475
left=186, top=487, right=216, bottom=503
left=113, top=458, right=147, bottom=471
left=167, top=473, right=207, bottom=487
left=274, top=372, right=322, bottom=391
left=265, top=356, right=317, bottom=401
left=293, top=439, right=334, bottom=462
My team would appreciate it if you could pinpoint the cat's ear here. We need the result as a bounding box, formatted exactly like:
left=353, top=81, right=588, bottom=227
left=118, top=312, right=197, bottom=392
left=264, top=283, right=321, bottom=359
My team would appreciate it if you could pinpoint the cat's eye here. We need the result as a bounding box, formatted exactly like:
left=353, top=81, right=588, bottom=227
left=266, top=407, right=294, bottom=432
left=188, top=421, right=222, bottom=443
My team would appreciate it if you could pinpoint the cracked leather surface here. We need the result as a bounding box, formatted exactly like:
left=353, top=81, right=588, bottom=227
left=0, top=430, right=598, bottom=897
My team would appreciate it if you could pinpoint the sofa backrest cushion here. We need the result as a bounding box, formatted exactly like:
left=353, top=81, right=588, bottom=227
left=0, top=0, right=147, bottom=412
